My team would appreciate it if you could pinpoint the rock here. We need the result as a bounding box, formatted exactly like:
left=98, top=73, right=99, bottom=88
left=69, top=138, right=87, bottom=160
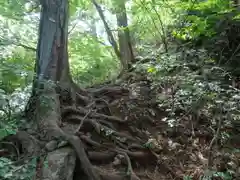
left=38, top=147, right=76, bottom=180
left=112, top=154, right=124, bottom=166
left=58, top=140, right=68, bottom=148
left=112, top=157, right=121, bottom=166
left=227, top=161, right=238, bottom=170
left=45, top=140, right=58, bottom=152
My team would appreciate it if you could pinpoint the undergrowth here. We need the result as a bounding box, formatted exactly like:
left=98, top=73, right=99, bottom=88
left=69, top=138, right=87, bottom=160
left=1, top=0, right=240, bottom=179
left=1, top=45, right=240, bottom=179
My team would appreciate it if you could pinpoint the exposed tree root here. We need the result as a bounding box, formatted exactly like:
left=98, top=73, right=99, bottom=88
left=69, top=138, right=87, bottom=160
left=62, top=106, right=127, bottom=123
left=2, top=73, right=239, bottom=180
left=0, top=77, right=170, bottom=180
left=62, top=85, right=161, bottom=179
left=66, top=134, right=101, bottom=180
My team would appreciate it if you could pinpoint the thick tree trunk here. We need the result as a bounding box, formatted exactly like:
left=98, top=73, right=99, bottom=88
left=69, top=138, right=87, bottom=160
left=36, top=0, right=70, bottom=82
left=31, top=1, right=75, bottom=180
left=33, top=0, right=70, bottom=138
left=27, top=1, right=100, bottom=180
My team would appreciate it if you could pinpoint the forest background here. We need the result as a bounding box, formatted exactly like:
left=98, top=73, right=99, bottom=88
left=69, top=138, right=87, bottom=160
left=0, top=0, right=240, bottom=180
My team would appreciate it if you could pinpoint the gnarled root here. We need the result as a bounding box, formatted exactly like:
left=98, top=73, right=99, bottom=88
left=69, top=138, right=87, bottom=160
left=1, top=81, right=162, bottom=180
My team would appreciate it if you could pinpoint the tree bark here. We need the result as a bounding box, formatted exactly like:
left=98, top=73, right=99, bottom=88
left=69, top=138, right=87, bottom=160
left=115, top=0, right=135, bottom=74
left=36, top=0, right=70, bottom=82
left=28, top=0, right=71, bottom=132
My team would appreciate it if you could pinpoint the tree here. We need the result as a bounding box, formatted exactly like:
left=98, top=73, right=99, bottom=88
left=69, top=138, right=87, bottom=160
left=92, top=0, right=135, bottom=76
left=91, top=0, right=121, bottom=61
left=114, top=0, right=135, bottom=73
left=25, top=0, right=100, bottom=179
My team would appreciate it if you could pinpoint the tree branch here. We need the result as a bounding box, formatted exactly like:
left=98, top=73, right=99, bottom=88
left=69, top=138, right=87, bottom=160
left=18, top=43, right=37, bottom=51
left=91, top=0, right=121, bottom=59
left=0, top=41, right=36, bottom=51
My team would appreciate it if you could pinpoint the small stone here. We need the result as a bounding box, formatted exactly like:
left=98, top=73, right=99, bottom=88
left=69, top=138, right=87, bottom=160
left=58, top=141, right=68, bottom=148
left=232, top=95, right=240, bottom=100
left=45, top=140, right=58, bottom=151
left=112, top=157, right=121, bottom=166
left=227, top=161, right=238, bottom=170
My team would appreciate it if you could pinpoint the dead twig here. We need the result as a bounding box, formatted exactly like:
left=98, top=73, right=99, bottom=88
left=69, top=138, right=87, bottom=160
left=116, top=151, right=141, bottom=180
left=207, top=116, right=223, bottom=169
left=75, top=101, right=96, bottom=133
left=75, top=109, right=93, bottom=133
left=0, top=142, right=20, bottom=160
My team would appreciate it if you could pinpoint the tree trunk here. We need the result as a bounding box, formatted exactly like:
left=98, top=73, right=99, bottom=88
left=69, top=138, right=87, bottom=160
left=92, top=0, right=135, bottom=76
left=26, top=1, right=100, bottom=180
left=92, top=0, right=121, bottom=60
left=115, top=0, right=135, bottom=74
left=30, top=0, right=75, bottom=178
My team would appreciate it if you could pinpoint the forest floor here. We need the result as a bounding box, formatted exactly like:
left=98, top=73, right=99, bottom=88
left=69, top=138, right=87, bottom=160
left=67, top=70, right=240, bottom=180
left=1, top=67, right=240, bottom=180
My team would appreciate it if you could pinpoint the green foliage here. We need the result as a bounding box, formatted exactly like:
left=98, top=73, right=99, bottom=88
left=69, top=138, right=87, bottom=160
left=141, top=48, right=240, bottom=139
left=168, top=0, right=240, bottom=76
left=183, top=176, right=192, bottom=180
left=0, top=0, right=26, bottom=19
left=0, top=0, right=239, bottom=178
left=172, top=0, right=233, bottom=40
left=0, top=124, right=17, bottom=140
left=0, top=50, right=34, bottom=93
left=0, top=88, right=23, bottom=140
left=69, top=33, right=120, bottom=87
left=131, top=0, right=173, bottom=46
left=202, top=169, right=234, bottom=180
left=0, top=157, right=36, bottom=180
left=69, top=0, right=94, bottom=16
